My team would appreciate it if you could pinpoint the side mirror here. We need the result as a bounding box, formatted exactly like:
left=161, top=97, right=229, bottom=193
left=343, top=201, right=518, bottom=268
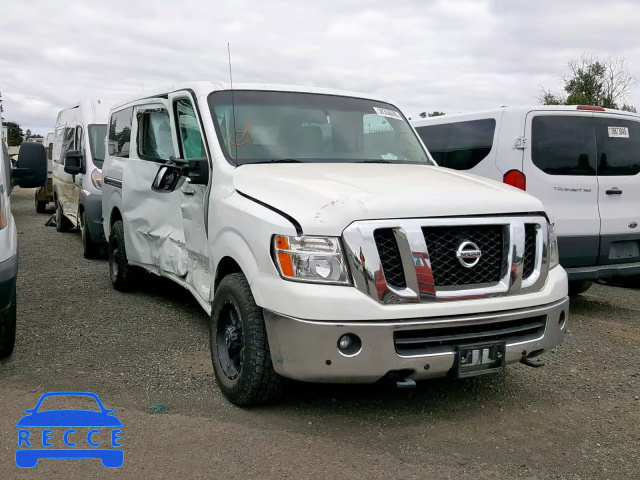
left=11, top=142, right=47, bottom=189
left=64, top=150, right=84, bottom=175
left=152, top=165, right=186, bottom=193
left=187, top=158, right=209, bottom=185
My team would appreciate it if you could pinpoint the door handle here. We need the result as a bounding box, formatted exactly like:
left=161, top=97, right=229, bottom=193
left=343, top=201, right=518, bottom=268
left=606, top=189, right=623, bottom=195
left=182, top=189, right=196, bottom=196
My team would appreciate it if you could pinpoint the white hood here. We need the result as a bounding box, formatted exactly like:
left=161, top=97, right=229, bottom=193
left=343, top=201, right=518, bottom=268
left=233, top=163, right=545, bottom=235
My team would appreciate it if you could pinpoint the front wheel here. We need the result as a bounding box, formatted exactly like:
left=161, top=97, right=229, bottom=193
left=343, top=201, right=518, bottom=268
left=108, top=220, right=135, bottom=291
left=0, top=288, right=17, bottom=359
left=55, top=200, right=70, bottom=232
left=210, top=273, right=283, bottom=406
left=568, top=280, right=593, bottom=296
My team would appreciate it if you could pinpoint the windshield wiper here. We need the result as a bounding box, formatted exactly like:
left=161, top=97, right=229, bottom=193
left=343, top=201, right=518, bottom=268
left=251, top=159, right=303, bottom=164
left=362, top=160, right=393, bottom=163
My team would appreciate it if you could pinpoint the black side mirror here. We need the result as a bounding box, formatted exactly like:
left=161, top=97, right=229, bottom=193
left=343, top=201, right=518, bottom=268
left=151, top=165, right=186, bottom=193
left=187, top=158, right=209, bottom=185
left=64, top=150, right=84, bottom=175
left=11, top=142, right=47, bottom=189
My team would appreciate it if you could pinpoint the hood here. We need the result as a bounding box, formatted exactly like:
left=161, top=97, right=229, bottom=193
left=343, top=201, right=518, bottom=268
left=233, top=163, right=545, bottom=235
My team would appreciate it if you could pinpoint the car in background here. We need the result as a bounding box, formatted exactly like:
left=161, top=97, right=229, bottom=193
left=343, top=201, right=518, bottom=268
left=413, top=106, right=640, bottom=295
left=0, top=141, right=47, bottom=358
left=52, top=100, right=108, bottom=258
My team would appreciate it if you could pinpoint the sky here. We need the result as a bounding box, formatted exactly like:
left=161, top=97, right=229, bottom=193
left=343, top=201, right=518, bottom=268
left=0, top=0, right=638, bottom=135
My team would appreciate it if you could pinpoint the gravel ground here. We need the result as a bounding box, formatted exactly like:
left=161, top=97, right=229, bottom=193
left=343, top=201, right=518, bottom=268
left=0, top=187, right=638, bottom=479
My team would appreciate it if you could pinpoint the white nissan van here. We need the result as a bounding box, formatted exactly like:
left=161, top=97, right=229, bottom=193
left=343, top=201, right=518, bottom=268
left=52, top=100, right=109, bottom=258
left=413, top=106, right=640, bottom=295
left=102, top=82, right=568, bottom=406
left=1, top=141, right=47, bottom=358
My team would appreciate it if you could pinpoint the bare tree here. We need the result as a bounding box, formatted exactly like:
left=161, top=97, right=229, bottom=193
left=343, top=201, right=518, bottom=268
left=601, top=56, right=636, bottom=108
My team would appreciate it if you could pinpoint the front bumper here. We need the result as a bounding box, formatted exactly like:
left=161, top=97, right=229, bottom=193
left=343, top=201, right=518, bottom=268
left=264, top=297, right=569, bottom=383
left=0, top=254, right=18, bottom=312
left=566, top=261, right=640, bottom=281
left=80, top=192, right=105, bottom=243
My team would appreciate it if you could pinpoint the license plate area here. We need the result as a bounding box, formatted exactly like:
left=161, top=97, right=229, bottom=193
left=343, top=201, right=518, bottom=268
left=456, top=342, right=506, bottom=378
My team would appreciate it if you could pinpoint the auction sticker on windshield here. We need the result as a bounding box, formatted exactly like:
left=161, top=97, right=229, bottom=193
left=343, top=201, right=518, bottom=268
left=15, top=391, right=124, bottom=469
left=608, top=126, right=629, bottom=138
left=373, top=107, right=403, bottom=121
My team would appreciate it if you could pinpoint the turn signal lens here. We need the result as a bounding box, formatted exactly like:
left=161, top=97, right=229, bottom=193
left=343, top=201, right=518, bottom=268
left=273, top=235, right=351, bottom=285
left=548, top=223, right=559, bottom=269
left=503, top=169, right=526, bottom=190
left=91, top=168, right=102, bottom=190
left=0, top=195, right=6, bottom=230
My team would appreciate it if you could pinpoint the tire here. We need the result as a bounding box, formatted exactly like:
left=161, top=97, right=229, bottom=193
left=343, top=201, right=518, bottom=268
left=210, top=273, right=283, bottom=406
left=55, top=200, right=70, bottom=232
left=569, top=280, right=593, bottom=296
left=108, top=220, right=134, bottom=291
left=81, top=211, right=100, bottom=259
left=0, top=288, right=17, bottom=359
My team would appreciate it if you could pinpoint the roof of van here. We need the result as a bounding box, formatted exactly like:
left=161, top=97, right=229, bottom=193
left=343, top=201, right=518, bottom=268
left=411, top=105, right=640, bottom=125
left=56, top=99, right=109, bottom=125
left=110, top=81, right=392, bottom=110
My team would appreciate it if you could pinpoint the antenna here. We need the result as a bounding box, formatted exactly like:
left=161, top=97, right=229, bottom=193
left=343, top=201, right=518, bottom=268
left=228, top=43, right=238, bottom=164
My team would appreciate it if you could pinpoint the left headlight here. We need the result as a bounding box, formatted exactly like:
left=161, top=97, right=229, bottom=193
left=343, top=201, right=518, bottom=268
left=273, top=235, right=351, bottom=285
left=548, top=223, right=559, bottom=269
left=0, top=192, right=6, bottom=230
left=91, top=168, right=102, bottom=190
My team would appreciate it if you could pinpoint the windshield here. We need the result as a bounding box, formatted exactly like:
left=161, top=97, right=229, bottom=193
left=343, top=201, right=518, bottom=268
left=88, top=124, right=107, bottom=168
left=208, top=91, right=432, bottom=166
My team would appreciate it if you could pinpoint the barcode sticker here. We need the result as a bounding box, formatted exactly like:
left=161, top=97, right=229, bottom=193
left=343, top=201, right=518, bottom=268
left=373, top=107, right=403, bottom=121
left=608, top=126, right=629, bottom=138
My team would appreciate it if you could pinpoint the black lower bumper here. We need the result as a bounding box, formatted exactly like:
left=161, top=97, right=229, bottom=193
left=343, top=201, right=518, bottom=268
left=0, top=255, right=18, bottom=312
left=565, top=261, right=640, bottom=281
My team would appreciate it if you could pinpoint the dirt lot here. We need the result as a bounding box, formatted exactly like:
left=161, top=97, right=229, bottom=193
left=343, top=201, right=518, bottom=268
left=1, top=187, right=638, bottom=479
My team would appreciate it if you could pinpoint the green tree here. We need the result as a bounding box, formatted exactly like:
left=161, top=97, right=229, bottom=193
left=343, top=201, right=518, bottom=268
left=621, top=104, right=637, bottom=113
left=2, top=121, right=23, bottom=146
left=540, top=53, right=637, bottom=110
left=25, top=128, right=32, bottom=140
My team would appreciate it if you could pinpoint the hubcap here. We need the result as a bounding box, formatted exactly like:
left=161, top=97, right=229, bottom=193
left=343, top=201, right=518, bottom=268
left=216, top=301, right=244, bottom=380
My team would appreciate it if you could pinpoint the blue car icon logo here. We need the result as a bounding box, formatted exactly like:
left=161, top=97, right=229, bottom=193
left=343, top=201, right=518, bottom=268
left=16, top=391, right=123, bottom=468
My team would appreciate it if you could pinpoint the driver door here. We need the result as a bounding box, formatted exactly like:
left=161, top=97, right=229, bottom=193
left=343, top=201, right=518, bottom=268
left=168, top=92, right=212, bottom=304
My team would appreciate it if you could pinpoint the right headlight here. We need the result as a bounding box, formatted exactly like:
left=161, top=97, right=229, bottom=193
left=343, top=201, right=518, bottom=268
left=548, top=223, right=559, bottom=269
left=91, top=168, right=102, bottom=190
left=273, top=235, right=351, bottom=285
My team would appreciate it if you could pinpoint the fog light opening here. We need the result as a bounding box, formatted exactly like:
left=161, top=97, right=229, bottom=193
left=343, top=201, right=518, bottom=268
left=337, top=334, right=362, bottom=357
left=559, top=311, right=566, bottom=330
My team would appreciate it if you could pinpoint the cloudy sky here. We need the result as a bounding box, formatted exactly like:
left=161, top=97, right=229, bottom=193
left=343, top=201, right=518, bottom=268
left=1, top=0, right=638, bottom=135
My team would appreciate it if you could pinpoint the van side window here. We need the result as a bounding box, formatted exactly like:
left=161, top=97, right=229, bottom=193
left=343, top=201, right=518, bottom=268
left=593, top=118, right=640, bottom=176
left=174, top=99, right=204, bottom=160
left=108, top=107, right=133, bottom=158
left=416, top=119, right=495, bottom=170
left=532, top=116, right=597, bottom=176
left=76, top=126, right=84, bottom=157
left=138, top=110, right=175, bottom=161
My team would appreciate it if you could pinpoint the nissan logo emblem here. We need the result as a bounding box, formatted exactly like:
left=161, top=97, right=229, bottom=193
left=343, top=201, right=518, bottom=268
left=456, top=241, right=482, bottom=268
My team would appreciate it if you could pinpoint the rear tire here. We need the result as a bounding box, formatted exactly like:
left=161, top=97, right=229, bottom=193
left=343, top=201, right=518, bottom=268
left=210, top=273, right=283, bottom=406
left=55, top=200, right=70, bottom=232
left=0, top=288, right=17, bottom=359
left=35, top=194, right=47, bottom=214
left=81, top=211, right=100, bottom=259
left=108, top=220, right=134, bottom=291
left=569, top=280, right=593, bottom=296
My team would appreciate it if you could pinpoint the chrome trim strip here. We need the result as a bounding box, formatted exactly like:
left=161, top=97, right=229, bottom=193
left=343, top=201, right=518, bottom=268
left=103, top=176, right=122, bottom=189
left=343, top=215, right=549, bottom=304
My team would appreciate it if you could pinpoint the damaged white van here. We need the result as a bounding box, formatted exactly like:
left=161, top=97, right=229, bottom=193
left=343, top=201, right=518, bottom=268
left=102, top=82, right=569, bottom=406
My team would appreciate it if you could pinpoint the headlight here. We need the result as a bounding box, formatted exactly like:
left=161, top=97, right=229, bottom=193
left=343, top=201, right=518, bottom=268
left=548, top=223, right=559, bottom=269
left=91, top=168, right=102, bottom=190
left=273, top=235, right=351, bottom=285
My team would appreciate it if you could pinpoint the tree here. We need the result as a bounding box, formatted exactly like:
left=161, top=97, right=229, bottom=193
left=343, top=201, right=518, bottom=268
left=621, top=104, right=637, bottom=113
left=419, top=111, right=445, bottom=118
left=25, top=128, right=32, bottom=140
left=2, top=121, right=23, bottom=146
left=0, top=91, right=4, bottom=117
left=540, top=53, right=637, bottom=110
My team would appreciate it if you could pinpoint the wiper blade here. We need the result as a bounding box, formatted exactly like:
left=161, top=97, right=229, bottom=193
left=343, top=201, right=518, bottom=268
left=252, top=159, right=303, bottom=164
left=362, top=160, right=392, bottom=163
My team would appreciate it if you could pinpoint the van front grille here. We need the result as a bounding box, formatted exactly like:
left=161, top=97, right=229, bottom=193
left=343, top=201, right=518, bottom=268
left=373, top=229, right=406, bottom=289
left=523, top=224, right=538, bottom=279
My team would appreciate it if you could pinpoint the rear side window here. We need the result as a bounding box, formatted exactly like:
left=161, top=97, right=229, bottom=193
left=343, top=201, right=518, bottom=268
left=594, top=118, right=640, bottom=176
left=415, top=119, right=495, bottom=170
left=108, top=108, right=133, bottom=158
left=138, top=110, right=175, bottom=161
left=531, top=116, right=597, bottom=176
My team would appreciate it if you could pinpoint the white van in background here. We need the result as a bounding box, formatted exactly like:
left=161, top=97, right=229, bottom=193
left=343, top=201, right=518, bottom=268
left=52, top=100, right=109, bottom=258
left=412, top=106, right=640, bottom=295
left=102, top=82, right=568, bottom=406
